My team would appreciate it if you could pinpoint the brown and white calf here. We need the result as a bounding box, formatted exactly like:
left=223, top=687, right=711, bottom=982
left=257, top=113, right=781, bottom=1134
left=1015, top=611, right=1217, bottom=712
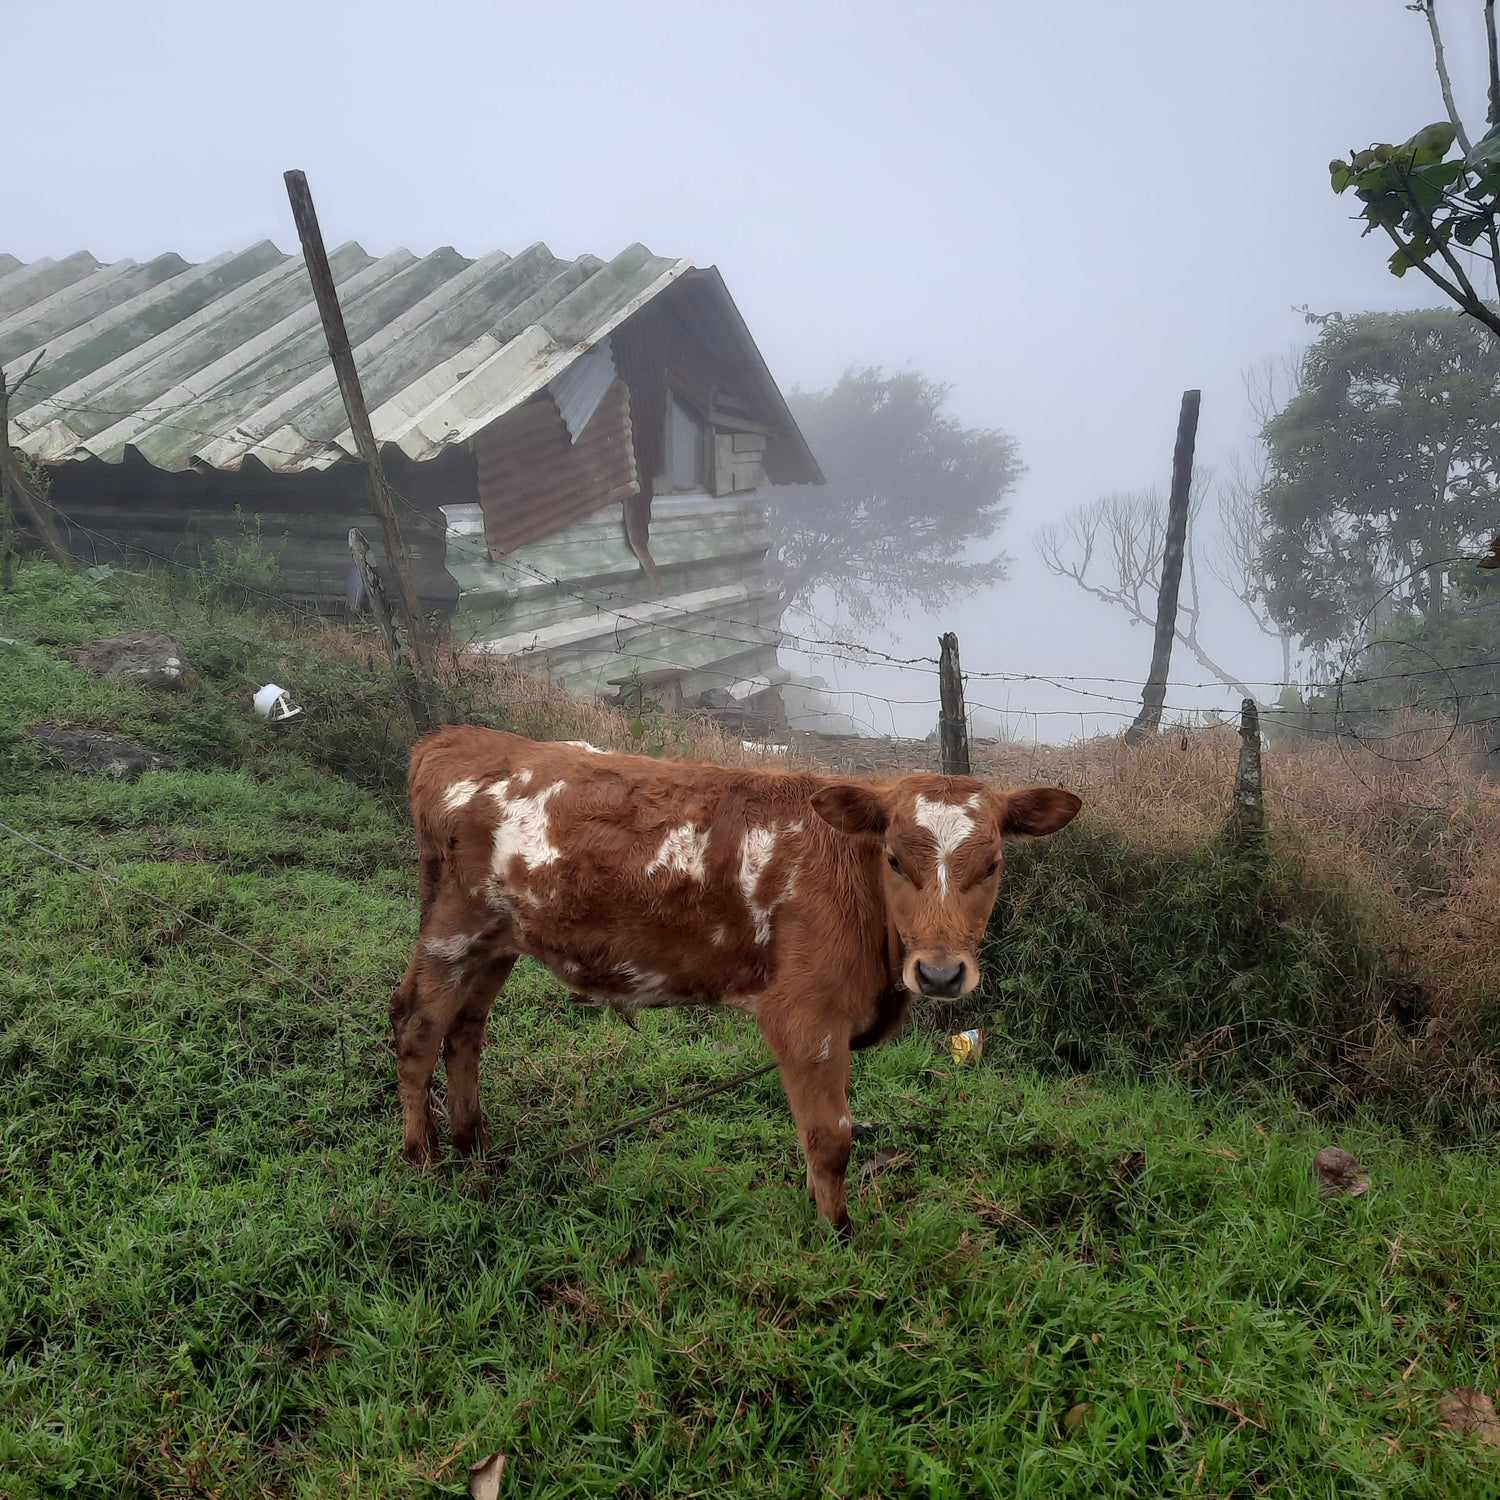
left=390, top=726, right=1081, bottom=1232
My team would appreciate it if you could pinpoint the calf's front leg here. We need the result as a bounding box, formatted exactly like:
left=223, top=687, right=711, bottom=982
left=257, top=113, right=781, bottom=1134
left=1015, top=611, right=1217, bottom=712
left=759, top=1007, right=854, bottom=1236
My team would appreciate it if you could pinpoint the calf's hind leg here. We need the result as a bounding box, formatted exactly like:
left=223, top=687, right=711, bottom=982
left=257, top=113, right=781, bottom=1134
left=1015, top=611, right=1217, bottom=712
left=389, top=934, right=513, bottom=1166
left=443, top=952, right=516, bottom=1156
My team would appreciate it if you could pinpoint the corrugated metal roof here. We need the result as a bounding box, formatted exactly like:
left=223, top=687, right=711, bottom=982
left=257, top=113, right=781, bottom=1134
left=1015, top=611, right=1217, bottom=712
left=0, top=240, right=708, bottom=474
left=549, top=337, right=616, bottom=444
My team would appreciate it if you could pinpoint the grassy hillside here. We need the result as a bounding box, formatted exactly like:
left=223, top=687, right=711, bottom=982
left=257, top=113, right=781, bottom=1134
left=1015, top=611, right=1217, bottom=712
left=2, top=563, right=1499, bottom=1497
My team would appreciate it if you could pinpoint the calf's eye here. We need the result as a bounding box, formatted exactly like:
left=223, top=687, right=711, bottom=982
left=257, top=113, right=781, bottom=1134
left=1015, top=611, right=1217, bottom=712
left=887, top=854, right=902, bottom=874
left=985, top=860, right=1000, bottom=878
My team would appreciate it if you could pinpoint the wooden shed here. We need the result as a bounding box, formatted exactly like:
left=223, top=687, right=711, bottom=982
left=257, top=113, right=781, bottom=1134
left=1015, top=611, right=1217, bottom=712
left=0, top=240, right=821, bottom=720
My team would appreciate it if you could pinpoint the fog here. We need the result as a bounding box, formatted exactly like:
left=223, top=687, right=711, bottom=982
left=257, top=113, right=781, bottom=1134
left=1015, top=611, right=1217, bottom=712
left=8, top=0, right=1490, bottom=739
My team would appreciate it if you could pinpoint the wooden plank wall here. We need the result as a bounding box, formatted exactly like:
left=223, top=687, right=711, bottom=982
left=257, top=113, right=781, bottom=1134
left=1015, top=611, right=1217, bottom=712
left=39, top=448, right=469, bottom=614
left=445, top=493, right=786, bottom=710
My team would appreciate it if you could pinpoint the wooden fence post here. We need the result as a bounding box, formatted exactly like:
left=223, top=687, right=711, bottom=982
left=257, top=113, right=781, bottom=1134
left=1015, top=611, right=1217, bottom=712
left=938, top=631, right=971, bottom=776
left=348, top=528, right=439, bottom=731
left=284, top=169, right=444, bottom=729
left=1229, top=697, right=1265, bottom=842
left=1125, top=389, right=1201, bottom=745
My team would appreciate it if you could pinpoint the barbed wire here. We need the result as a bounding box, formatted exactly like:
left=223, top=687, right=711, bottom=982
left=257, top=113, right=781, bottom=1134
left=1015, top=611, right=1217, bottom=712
left=27, top=499, right=1499, bottom=743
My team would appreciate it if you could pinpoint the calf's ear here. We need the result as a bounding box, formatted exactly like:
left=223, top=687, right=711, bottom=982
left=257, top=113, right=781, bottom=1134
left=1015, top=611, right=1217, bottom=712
left=811, top=783, right=888, bottom=836
left=1003, top=787, right=1082, bottom=837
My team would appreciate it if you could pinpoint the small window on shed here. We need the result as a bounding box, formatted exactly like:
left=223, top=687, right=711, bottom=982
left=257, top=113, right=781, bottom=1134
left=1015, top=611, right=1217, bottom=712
left=663, top=392, right=710, bottom=492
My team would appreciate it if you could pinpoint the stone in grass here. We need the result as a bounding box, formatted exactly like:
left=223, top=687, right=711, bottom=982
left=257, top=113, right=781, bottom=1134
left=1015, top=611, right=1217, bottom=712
left=1438, top=1388, right=1500, bottom=1450
left=28, top=727, right=169, bottom=780
left=66, top=630, right=193, bottom=688
left=1310, top=1145, right=1371, bottom=1197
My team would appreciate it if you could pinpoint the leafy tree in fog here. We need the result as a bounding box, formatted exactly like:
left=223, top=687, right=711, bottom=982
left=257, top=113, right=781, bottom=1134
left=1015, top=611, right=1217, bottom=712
left=1256, top=308, right=1500, bottom=654
left=764, top=367, right=1022, bottom=628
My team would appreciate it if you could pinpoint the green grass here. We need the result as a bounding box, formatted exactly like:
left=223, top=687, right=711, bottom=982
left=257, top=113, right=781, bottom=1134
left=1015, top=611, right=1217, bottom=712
left=3, top=563, right=1499, bottom=1498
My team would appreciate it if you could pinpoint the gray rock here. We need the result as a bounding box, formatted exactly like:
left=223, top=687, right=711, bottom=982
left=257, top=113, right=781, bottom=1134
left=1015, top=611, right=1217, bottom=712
left=66, top=630, right=192, bottom=689
left=28, top=728, right=169, bottom=780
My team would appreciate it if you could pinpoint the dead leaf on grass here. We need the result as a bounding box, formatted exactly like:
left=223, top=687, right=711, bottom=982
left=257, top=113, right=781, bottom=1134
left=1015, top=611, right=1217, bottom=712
left=1310, top=1145, right=1371, bottom=1197
left=1062, top=1401, right=1094, bottom=1434
left=469, top=1450, right=506, bottom=1498
left=1111, top=1150, right=1146, bottom=1182
left=859, top=1148, right=908, bottom=1181
left=1438, top=1388, right=1500, bottom=1449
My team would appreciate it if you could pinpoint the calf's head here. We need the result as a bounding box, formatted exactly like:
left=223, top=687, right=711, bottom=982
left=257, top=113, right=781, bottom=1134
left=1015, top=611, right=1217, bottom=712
left=812, top=775, right=1082, bottom=998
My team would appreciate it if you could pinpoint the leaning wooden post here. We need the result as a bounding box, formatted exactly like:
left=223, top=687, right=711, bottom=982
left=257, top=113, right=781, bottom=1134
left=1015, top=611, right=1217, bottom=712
left=283, top=169, right=443, bottom=729
left=938, top=631, right=971, bottom=776
left=0, top=369, right=15, bottom=590
left=1228, top=697, right=1265, bottom=844
left=348, top=528, right=437, bottom=731
left=1125, top=389, right=1201, bottom=745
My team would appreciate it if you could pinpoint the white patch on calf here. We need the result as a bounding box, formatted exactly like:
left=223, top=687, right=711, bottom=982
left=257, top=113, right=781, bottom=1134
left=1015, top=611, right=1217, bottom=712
left=645, top=823, right=709, bottom=882
left=424, top=932, right=481, bottom=964
left=913, top=793, right=980, bottom=897
left=565, top=740, right=607, bottom=754
left=621, top=963, right=670, bottom=996
left=739, top=823, right=801, bottom=945
left=423, top=930, right=486, bottom=986
left=443, top=777, right=482, bottom=813
left=739, top=827, right=778, bottom=944
left=815, top=1033, right=831, bottom=1063
left=486, top=777, right=564, bottom=877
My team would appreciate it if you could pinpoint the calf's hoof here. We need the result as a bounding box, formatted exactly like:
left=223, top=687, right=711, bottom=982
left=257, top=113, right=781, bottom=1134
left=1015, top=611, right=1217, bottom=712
left=451, top=1124, right=492, bottom=1159
left=401, top=1122, right=442, bottom=1167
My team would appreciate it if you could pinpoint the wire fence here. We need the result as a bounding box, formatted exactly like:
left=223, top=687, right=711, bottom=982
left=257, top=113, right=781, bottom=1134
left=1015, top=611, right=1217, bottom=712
left=5, top=510, right=1497, bottom=1156
left=19, top=494, right=1500, bottom=762
left=7, top=365, right=1499, bottom=762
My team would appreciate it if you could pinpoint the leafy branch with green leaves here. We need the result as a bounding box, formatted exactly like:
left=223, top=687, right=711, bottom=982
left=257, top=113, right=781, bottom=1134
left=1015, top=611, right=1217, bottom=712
left=1330, top=0, right=1500, bottom=327
left=1330, top=118, right=1500, bottom=337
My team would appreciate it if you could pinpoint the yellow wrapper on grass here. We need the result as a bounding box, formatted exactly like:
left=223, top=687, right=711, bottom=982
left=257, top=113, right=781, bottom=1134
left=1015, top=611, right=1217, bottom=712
left=949, top=1028, right=983, bottom=1064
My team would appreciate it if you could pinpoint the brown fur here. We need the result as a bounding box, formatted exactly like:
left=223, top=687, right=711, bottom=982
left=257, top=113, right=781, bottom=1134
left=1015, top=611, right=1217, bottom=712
left=390, top=726, right=1081, bottom=1233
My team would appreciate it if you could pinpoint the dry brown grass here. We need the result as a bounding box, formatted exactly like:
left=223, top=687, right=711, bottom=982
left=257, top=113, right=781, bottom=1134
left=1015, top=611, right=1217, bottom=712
left=1073, top=723, right=1499, bottom=1028
left=434, top=645, right=811, bottom=767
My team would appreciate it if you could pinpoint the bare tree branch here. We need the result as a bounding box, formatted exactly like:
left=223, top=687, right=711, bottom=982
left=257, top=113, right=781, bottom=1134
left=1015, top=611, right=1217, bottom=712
left=1418, top=0, right=1473, bottom=154
left=1035, top=483, right=1262, bottom=703
left=1488, top=0, right=1500, bottom=128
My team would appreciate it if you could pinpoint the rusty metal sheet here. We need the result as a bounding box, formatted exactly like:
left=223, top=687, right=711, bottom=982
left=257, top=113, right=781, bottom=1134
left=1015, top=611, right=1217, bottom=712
left=475, top=378, right=639, bottom=558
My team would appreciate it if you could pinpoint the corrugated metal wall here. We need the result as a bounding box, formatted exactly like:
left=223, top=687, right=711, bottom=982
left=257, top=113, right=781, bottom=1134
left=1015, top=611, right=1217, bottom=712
left=473, top=380, right=639, bottom=558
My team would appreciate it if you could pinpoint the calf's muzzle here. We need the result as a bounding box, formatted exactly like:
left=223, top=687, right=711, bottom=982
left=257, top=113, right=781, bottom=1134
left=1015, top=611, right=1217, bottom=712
left=913, top=956, right=969, bottom=998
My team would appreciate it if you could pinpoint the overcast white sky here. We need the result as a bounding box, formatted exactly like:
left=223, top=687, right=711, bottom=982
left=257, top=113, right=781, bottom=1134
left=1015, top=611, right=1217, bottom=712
left=8, top=0, right=1492, bottom=737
